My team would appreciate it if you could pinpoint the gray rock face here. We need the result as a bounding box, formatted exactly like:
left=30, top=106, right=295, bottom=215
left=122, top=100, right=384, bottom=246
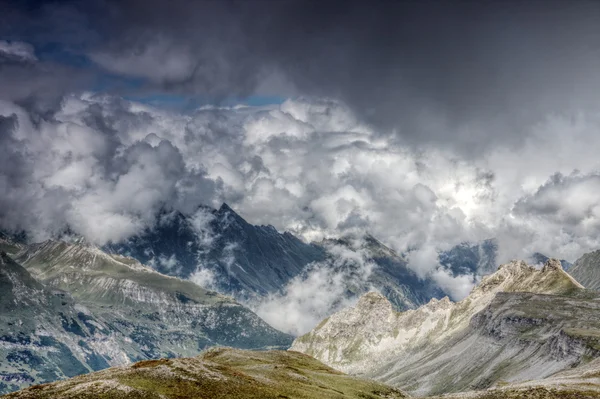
left=291, top=259, right=596, bottom=396
left=0, top=252, right=114, bottom=394
left=104, top=206, right=444, bottom=317
left=569, top=249, right=600, bottom=290
left=316, top=235, right=444, bottom=312
left=104, top=204, right=327, bottom=299
left=0, top=239, right=292, bottom=395
left=438, top=239, right=498, bottom=276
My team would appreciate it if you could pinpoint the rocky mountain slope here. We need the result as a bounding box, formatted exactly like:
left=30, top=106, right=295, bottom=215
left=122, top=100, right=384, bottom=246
left=105, top=204, right=326, bottom=298
left=438, top=239, right=498, bottom=276
left=0, top=252, right=117, bottom=394
left=291, top=259, right=597, bottom=396
left=0, top=238, right=292, bottom=395
left=2, top=348, right=408, bottom=399
left=569, top=250, right=600, bottom=290
left=15, top=239, right=293, bottom=352
left=531, top=252, right=573, bottom=271
left=105, top=205, right=444, bottom=317
left=428, top=358, right=600, bottom=399
left=316, top=235, right=444, bottom=311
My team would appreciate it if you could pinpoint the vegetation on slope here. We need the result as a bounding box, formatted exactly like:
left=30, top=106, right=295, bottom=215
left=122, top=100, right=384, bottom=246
left=2, top=348, right=407, bottom=399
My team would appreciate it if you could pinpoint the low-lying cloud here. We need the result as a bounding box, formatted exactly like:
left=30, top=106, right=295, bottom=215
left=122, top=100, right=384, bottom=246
left=251, top=243, right=376, bottom=336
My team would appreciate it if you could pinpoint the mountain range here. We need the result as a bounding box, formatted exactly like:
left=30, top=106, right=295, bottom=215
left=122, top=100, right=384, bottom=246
left=292, top=259, right=599, bottom=396
left=5, top=203, right=600, bottom=397
left=0, top=237, right=291, bottom=395
left=104, top=204, right=446, bottom=321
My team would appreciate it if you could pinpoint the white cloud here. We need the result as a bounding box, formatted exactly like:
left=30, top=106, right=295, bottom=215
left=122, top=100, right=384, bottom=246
left=190, top=267, right=217, bottom=290
left=430, top=268, right=477, bottom=301
left=251, top=243, right=376, bottom=336
left=3, top=93, right=600, bottom=300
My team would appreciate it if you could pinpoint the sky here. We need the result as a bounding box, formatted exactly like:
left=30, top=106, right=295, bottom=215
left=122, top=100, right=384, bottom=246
left=2, top=0, right=600, bottom=292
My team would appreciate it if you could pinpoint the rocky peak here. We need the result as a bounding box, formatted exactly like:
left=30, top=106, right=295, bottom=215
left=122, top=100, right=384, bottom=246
left=424, top=295, right=453, bottom=311
left=497, top=259, right=533, bottom=274
left=542, top=258, right=564, bottom=273
left=355, top=291, right=393, bottom=313
left=569, top=250, right=600, bottom=291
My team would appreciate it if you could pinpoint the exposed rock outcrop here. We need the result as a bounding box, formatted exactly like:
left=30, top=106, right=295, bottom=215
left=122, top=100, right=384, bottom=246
left=291, top=259, right=597, bottom=396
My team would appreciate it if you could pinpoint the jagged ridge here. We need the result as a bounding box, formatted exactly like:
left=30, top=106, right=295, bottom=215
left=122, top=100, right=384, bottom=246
left=0, top=238, right=293, bottom=395
left=291, top=259, right=597, bottom=396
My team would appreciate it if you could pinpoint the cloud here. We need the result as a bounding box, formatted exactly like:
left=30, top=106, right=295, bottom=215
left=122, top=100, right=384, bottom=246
left=2, top=1, right=600, bottom=153
left=3, top=92, right=600, bottom=280
left=189, top=267, right=217, bottom=291
left=1, top=0, right=600, bottom=310
left=90, top=37, right=196, bottom=84
left=251, top=243, right=376, bottom=336
left=0, top=40, right=37, bottom=62
left=430, top=268, right=477, bottom=301
left=0, top=93, right=220, bottom=244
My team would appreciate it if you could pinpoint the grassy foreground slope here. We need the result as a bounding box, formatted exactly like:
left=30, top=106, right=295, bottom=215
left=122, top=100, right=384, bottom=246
left=2, top=348, right=407, bottom=399
left=4, top=347, right=600, bottom=399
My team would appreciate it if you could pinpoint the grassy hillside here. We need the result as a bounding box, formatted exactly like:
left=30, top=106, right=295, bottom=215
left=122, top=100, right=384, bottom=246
left=2, top=348, right=407, bottom=399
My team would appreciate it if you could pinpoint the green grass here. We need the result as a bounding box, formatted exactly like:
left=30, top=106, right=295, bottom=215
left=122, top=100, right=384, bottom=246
left=3, top=349, right=408, bottom=399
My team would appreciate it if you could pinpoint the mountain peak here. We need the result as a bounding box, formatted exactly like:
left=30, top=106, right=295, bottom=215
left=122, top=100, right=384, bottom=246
left=218, top=202, right=235, bottom=213
left=569, top=250, right=600, bottom=291
left=355, top=291, right=392, bottom=312
left=472, top=258, right=583, bottom=300
left=542, top=257, right=564, bottom=272
left=216, top=202, right=247, bottom=226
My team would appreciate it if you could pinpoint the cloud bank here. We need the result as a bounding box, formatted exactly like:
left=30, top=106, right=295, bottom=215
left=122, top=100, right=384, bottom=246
left=2, top=93, right=600, bottom=270
left=1, top=1, right=600, bottom=301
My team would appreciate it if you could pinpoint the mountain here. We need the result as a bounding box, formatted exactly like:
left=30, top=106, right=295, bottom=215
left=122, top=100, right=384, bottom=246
left=105, top=204, right=326, bottom=298
left=14, top=240, right=293, bottom=352
left=291, top=259, right=598, bottom=396
left=317, top=235, right=444, bottom=311
left=569, top=250, right=600, bottom=290
left=0, top=238, right=292, bottom=395
left=427, top=359, right=600, bottom=399
left=531, top=252, right=573, bottom=271
left=439, top=239, right=498, bottom=276
left=3, top=348, right=408, bottom=399
left=0, top=252, right=116, bottom=394
left=105, top=205, right=444, bottom=321
left=439, top=239, right=574, bottom=276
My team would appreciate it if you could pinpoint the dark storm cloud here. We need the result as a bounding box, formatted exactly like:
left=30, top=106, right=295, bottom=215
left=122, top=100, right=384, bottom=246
left=2, top=0, right=600, bottom=274
left=3, top=0, right=600, bottom=151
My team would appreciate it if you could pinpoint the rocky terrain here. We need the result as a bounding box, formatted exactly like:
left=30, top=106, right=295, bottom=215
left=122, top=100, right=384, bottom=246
left=0, top=238, right=292, bottom=395
left=438, top=239, right=498, bottom=276
left=0, top=252, right=115, bottom=394
left=292, top=259, right=599, bottom=396
left=1, top=348, right=408, bottom=399
left=105, top=204, right=445, bottom=315
left=313, top=235, right=444, bottom=311
left=569, top=250, right=600, bottom=290
left=4, top=249, right=600, bottom=398
left=105, top=204, right=327, bottom=298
